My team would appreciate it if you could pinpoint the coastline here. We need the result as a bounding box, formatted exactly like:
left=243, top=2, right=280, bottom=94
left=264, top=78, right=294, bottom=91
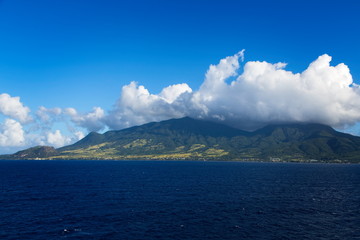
left=0, top=157, right=358, bottom=164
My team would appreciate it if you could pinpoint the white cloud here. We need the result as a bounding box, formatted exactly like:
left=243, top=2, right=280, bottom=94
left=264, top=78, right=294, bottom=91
left=21, top=128, right=85, bottom=150
left=36, top=106, right=62, bottom=122
left=65, top=107, right=105, bottom=132
left=201, top=50, right=244, bottom=94
left=159, top=83, right=193, bottom=103
left=46, top=130, right=71, bottom=148
left=106, top=81, right=192, bottom=129
left=74, top=131, right=85, bottom=140
left=105, top=51, right=360, bottom=131
left=0, top=93, right=31, bottom=123
left=0, top=118, right=25, bottom=147
left=189, top=52, right=359, bottom=130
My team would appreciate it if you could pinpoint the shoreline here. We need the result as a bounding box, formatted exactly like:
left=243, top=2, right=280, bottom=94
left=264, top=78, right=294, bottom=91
left=0, top=158, right=358, bottom=164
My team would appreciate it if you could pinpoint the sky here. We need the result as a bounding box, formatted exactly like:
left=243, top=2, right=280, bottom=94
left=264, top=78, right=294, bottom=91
left=0, top=0, right=360, bottom=153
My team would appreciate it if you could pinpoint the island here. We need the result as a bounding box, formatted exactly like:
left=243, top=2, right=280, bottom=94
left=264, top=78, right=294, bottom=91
left=1, top=117, right=360, bottom=163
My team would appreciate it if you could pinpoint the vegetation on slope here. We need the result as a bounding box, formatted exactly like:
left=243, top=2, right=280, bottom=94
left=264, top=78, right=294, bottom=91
left=2, top=117, right=360, bottom=163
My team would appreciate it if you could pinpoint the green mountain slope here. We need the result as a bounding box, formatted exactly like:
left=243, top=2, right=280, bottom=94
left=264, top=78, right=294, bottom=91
left=248, top=124, right=360, bottom=162
left=2, top=146, right=58, bottom=159
left=2, top=117, right=360, bottom=163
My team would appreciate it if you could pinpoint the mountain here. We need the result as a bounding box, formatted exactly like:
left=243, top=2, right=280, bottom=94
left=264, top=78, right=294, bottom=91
left=2, top=117, right=360, bottom=163
left=3, top=146, right=58, bottom=159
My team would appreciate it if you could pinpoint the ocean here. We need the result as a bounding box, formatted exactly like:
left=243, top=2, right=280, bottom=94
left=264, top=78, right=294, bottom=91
left=0, top=160, right=359, bottom=239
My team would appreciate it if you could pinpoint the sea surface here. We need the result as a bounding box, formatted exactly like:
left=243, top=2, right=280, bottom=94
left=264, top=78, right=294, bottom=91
left=0, top=160, right=359, bottom=240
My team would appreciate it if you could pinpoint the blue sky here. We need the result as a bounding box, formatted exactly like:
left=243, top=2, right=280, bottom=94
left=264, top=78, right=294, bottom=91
left=0, top=0, right=360, bottom=152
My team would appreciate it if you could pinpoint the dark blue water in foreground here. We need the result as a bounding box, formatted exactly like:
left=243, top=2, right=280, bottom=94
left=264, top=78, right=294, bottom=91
left=0, top=161, right=359, bottom=240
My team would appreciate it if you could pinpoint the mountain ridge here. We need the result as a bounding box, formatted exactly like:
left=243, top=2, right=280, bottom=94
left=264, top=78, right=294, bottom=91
left=2, top=117, right=360, bottom=163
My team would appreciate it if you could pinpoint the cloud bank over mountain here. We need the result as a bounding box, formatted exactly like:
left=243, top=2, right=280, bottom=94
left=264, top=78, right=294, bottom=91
left=105, top=50, right=360, bottom=130
left=192, top=52, right=359, bottom=130
left=1, top=51, right=360, bottom=151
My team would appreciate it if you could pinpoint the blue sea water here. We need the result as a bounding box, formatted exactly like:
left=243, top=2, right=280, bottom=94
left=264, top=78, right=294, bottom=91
left=0, top=160, right=359, bottom=240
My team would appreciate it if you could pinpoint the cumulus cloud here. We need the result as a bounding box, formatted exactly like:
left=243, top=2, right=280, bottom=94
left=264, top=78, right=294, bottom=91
left=105, top=50, right=360, bottom=130
left=65, top=106, right=105, bottom=132
left=190, top=52, right=359, bottom=129
left=46, top=130, right=72, bottom=148
left=0, top=104, right=87, bottom=151
left=74, top=131, right=85, bottom=140
left=106, top=82, right=192, bottom=129
left=22, top=128, right=84, bottom=150
left=0, top=118, right=25, bottom=147
left=0, top=93, right=31, bottom=123
left=36, top=106, right=62, bottom=123
left=159, top=83, right=193, bottom=103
